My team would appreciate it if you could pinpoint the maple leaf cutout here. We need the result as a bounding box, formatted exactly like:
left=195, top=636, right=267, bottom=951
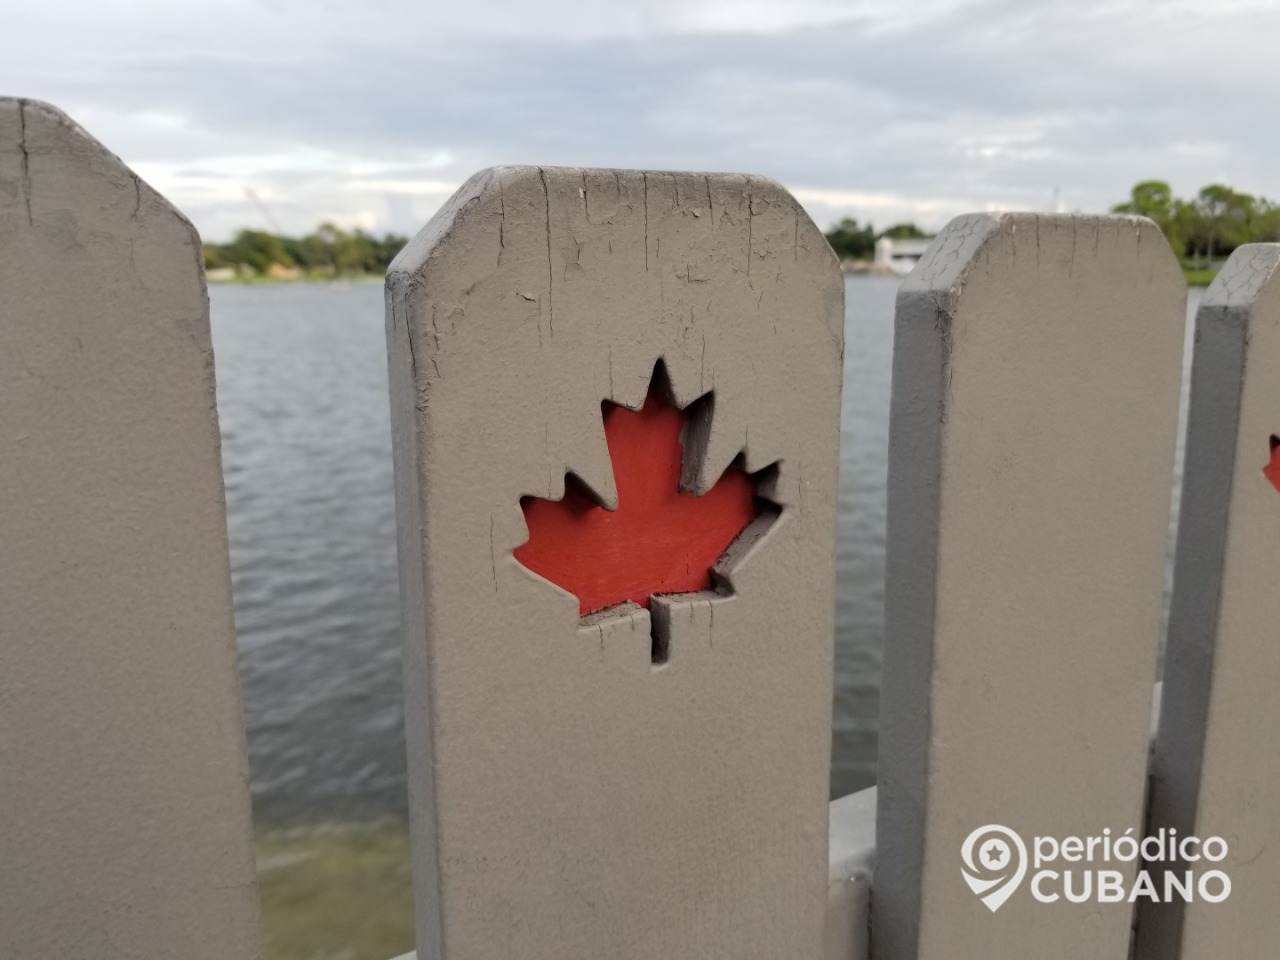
left=515, top=373, right=770, bottom=617
left=1266, top=435, right=1280, bottom=494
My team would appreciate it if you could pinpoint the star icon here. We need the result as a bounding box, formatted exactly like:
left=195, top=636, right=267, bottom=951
left=981, top=840, right=1009, bottom=869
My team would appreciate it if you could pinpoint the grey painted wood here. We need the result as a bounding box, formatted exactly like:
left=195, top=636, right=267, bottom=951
left=387, top=788, right=878, bottom=960
left=386, top=167, right=843, bottom=959
left=874, top=214, right=1185, bottom=960
left=827, top=787, right=875, bottom=960
left=0, top=100, right=260, bottom=960
left=1139, top=244, right=1280, bottom=960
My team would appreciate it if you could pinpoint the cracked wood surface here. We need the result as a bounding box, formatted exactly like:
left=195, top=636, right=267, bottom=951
left=0, top=99, right=261, bottom=960
left=386, top=166, right=843, bottom=960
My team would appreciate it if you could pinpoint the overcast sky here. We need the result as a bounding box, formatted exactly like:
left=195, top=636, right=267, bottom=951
left=4, top=0, right=1278, bottom=241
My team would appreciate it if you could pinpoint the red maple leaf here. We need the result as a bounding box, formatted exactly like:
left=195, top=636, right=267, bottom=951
left=515, top=371, right=767, bottom=616
left=1266, top=435, right=1280, bottom=494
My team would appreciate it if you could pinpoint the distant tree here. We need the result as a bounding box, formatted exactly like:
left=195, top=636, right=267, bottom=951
left=1112, top=180, right=1176, bottom=220
left=1112, top=180, right=1280, bottom=265
left=200, top=224, right=410, bottom=278
left=1168, top=198, right=1200, bottom=260
left=342, top=229, right=378, bottom=274
left=375, top=233, right=410, bottom=267
left=223, top=229, right=293, bottom=274
left=203, top=245, right=231, bottom=270
left=879, top=222, right=928, bottom=240
left=1253, top=200, right=1280, bottom=243
left=1193, top=183, right=1257, bottom=261
left=824, top=218, right=876, bottom=260
left=280, top=236, right=309, bottom=269
left=1112, top=180, right=1189, bottom=256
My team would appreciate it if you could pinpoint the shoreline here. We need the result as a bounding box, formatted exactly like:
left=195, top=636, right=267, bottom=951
left=256, top=819, right=413, bottom=960
left=210, top=268, right=1217, bottom=288
left=207, top=273, right=385, bottom=286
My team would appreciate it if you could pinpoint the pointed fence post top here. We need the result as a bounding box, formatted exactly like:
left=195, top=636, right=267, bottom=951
left=387, top=165, right=845, bottom=960
left=900, top=211, right=1182, bottom=304
left=1, top=97, right=203, bottom=255
left=1, top=99, right=259, bottom=960
left=1200, top=242, right=1280, bottom=311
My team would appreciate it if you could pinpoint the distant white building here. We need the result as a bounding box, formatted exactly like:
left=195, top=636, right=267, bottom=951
left=874, top=236, right=934, bottom=276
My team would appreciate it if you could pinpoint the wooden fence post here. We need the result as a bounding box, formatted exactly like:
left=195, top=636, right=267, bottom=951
left=874, top=215, right=1185, bottom=959
left=0, top=100, right=260, bottom=959
left=1139, top=244, right=1280, bottom=960
left=386, top=166, right=844, bottom=959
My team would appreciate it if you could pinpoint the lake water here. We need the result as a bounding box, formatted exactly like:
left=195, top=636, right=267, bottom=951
left=211, top=276, right=1197, bottom=828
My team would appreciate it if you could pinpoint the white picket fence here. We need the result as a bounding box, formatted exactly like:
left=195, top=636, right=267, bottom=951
left=3, top=98, right=1278, bottom=960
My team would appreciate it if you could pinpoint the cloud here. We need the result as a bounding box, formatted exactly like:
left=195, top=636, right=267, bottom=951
left=4, top=0, right=1278, bottom=240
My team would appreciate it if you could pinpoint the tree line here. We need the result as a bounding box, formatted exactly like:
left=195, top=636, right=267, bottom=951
left=1111, top=181, right=1280, bottom=265
left=822, top=220, right=928, bottom=261
left=209, top=181, right=1275, bottom=281
left=212, top=218, right=929, bottom=277
left=204, top=223, right=410, bottom=277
